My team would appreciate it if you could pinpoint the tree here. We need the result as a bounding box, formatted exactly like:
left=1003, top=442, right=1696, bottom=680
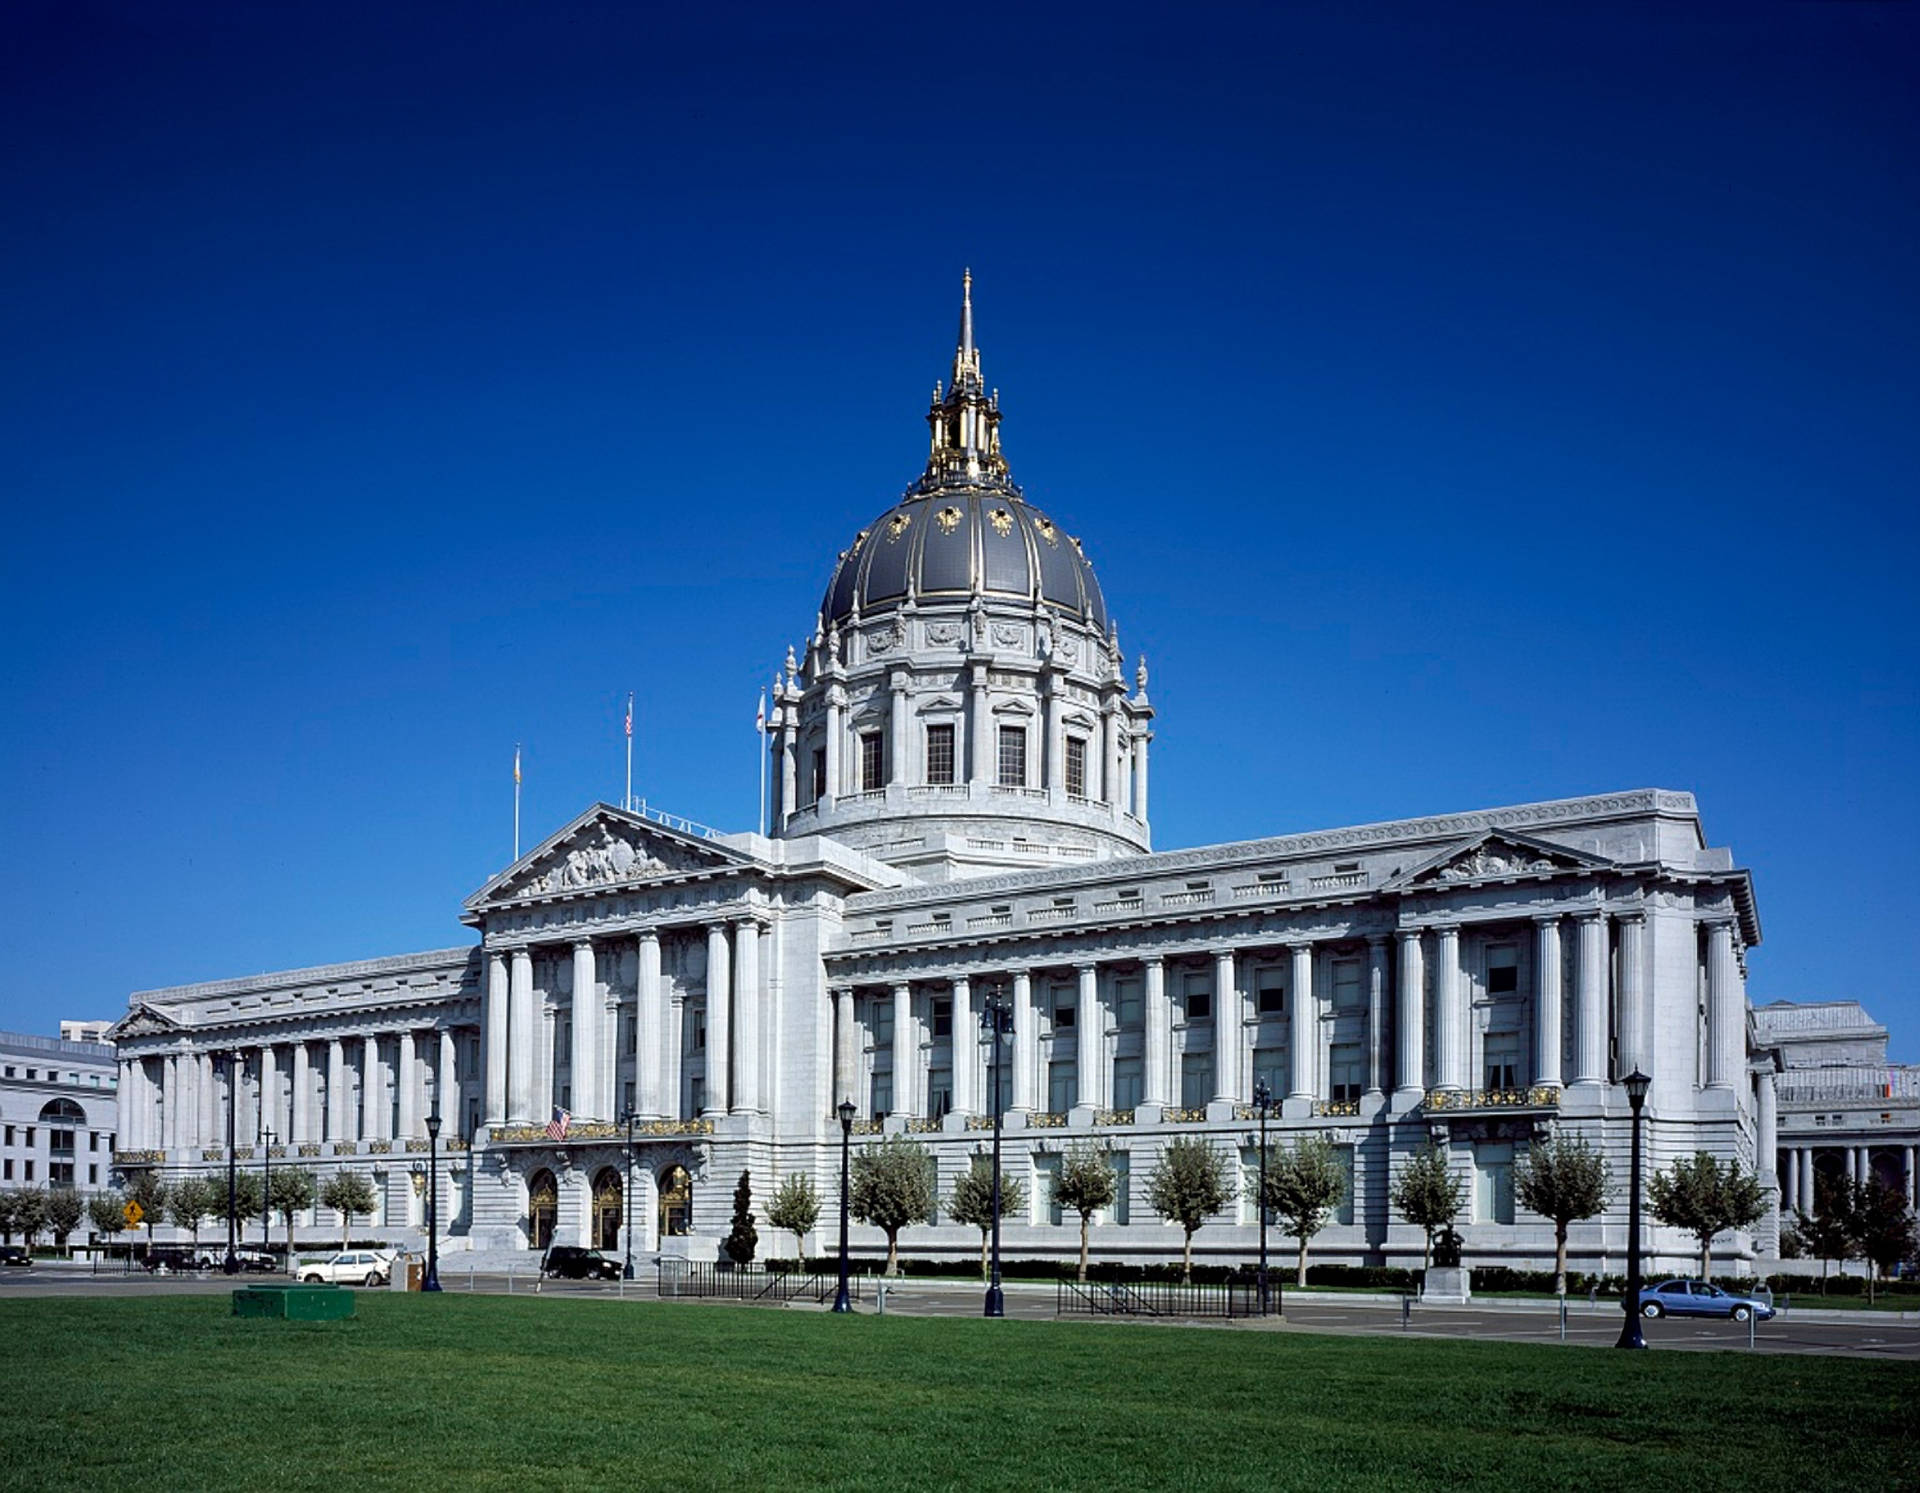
left=1260, top=1134, right=1349, bottom=1288
left=1513, top=1133, right=1614, bottom=1295
left=320, top=1170, right=377, bottom=1252
left=123, top=1170, right=169, bottom=1258
left=0, top=1191, right=18, bottom=1244
left=1051, top=1144, right=1118, bottom=1282
left=11, top=1187, right=49, bottom=1249
left=167, top=1175, right=219, bottom=1248
left=1392, top=1142, right=1463, bottom=1271
left=849, top=1137, right=936, bottom=1275
left=87, top=1192, right=129, bottom=1250
left=1787, top=1175, right=1859, bottom=1291
left=1647, top=1151, right=1765, bottom=1282
left=948, top=1158, right=1028, bottom=1280
left=1851, top=1181, right=1919, bottom=1303
left=233, top=1170, right=265, bottom=1239
left=1146, top=1136, right=1229, bottom=1283
left=765, top=1174, right=821, bottom=1264
left=270, top=1167, right=318, bottom=1262
left=723, top=1170, right=759, bottom=1264
left=44, top=1188, right=84, bottom=1249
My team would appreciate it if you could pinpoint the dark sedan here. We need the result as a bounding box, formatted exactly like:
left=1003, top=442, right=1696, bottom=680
left=1638, top=1278, right=1775, bottom=1322
left=540, top=1246, right=623, bottom=1281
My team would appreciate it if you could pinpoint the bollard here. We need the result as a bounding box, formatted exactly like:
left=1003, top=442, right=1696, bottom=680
left=876, top=1282, right=887, bottom=1316
left=468, top=1266, right=475, bottom=1293
left=1748, top=1308, right=1756, bottom=1350
left=1559, top=1295, right=1568, bottom=1342
left=1401, top=1292, right=1412, bottom=1331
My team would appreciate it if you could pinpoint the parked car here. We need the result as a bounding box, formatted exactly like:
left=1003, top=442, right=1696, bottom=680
left=189, top=1247, right=279, bottom=1272
left=1638, top=1279, right=1775, bottom=1322
left=541, top=1245, right=623, bottom=1281
left=299, top=1250, right=395, bottom=1286
left=0, top=1245, right=30, bottom=1268
left=144, top=1245, right=200, bottom=1273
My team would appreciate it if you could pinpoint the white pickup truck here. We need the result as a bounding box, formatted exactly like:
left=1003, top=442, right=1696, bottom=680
left=298, top=1249, right=395, bottom=1286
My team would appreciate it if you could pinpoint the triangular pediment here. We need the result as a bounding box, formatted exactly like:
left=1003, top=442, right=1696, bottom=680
left=106, top=1004, right=184, bottom=1042
left=466, top=803, right=749, bottom=912
left=1389, top=830, right=1614, bottom=890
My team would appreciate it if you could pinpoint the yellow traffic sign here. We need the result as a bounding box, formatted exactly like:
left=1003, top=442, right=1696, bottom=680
left=123, top=1200, right=144, bottom=1228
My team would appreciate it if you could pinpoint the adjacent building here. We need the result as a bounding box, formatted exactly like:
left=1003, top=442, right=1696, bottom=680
left=1, top=1030, right=118, bottom=1194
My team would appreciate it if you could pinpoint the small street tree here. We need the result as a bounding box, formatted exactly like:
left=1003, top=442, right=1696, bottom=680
left=0, top=1190, right=18, bottom=1244
left=270, top=1167, right=318, bottom=1262
left=1051, top=1144, right=1118, bottom=1282
left=233, top=1170, right=265, bottom=1242
left=1392, top=1142, right=1463, bottom=1271
left=319, top=1170, right=377, bottom=1252
left=45, top=1187, right=84, bottom=1249
left=1260, top=1134, right=1348, bottom=1288
left=123, top=1170, right=169, bottom=1259
left=765, top=1174, right=821, bottom=1264
left=1146, top=1136, right=1229, bottom=1283
left=1786, top=1175, right=1858, bottom=1291
left=11, top=1187, right=49, bottom=1250
left=87, top=1191, right=129, bottom=1253
left=1647, top=1151, right=1765, bottom=1282
left=948, top=1158, right=1028, bottom=1280
left=1851, top=1181, right=1919, bottom=1304
left=1513, top=1133, right=1614, bottom=1296
left=167, top=1175, right=219, bottom=1249
left=849, top=1136, right=936, bottom=1275
left=723, top=1170, right=759, bottom=1264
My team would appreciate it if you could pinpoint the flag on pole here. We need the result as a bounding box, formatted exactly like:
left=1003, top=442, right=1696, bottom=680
left=546, top=1106, right=572, bottom=1142
left=514, top=745, right=522, bottom=786
left=625, top=692, right=634, bottom=739
left=756, top=690, right=766, bottom=733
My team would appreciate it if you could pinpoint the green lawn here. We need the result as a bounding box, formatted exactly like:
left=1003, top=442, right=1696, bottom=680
left=1, top=1295, right=1913, bottom=1492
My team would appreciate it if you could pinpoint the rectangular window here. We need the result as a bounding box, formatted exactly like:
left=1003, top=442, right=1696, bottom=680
left=1252, top=1049, right=1285, bottom=1100
left=1484, top=1031, right=1521, bottom=1091
left=1065, top=736, right=1088, bottom=798
left=3, top=1126, right=11, bottom=1145
left=1053, top=1003, right=1075, bottom=1030
left=50, top=1162, right=73, bottom=1187
left=1475, top=1142, right=1515, bottom=1224
left=23, top=1161, right=32, bottom=1181
left=870, top=1072, right=892, bottom=1118
left=1115, top=978, right=1143, bottom=1029
left=1111, top=1057, right=1143, bottom=1110
left=1487, top=944, right=1519, bottom=994
left=1331, top=959, right=1362, bottom=1011
left=931, top=998, right=952, bottom=1038
left=925, top=723, right=955, bottom=785
left=859, top=731, right=884, bottom=792
left=89, top=1164, right=99, bottom=1186
left=1330, top=1044, right=1363, bottom=1103
left=623, top=1080, right=635, bottom=1115
left=1109, top=1152, right=1131, bottom=1225
left=1034, top=1154, right=1063, bottom=1226
left=1255, top=968, right=1285, bottom=1016
left=688, top=1076, right=705, bottom=1116
left=1047, top=1061, right=1076, bottom=1114
left=1185, top=989, right=1212, bottom=1021
left=1335, top=1146, right=1356, bottom=1225
left=49, top=1129, right=74, bottom=1155
left=996, top=725, right=1027, bottom=787
left=692, top=1010, right=707, bottom=1051
left=1180, top=1052, right=1211, bottom=1109
left=2, top=1161, right=10, bottom=1181
left=811, top=748, right=827, bottom=803
left=926, top=1069, right=951, bottom=1119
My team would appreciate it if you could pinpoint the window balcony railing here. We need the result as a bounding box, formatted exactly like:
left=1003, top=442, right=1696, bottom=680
left=1159, top=889, right=1215, bottom=908
left=1311, top=1099, right=1362, bottom=1118
left=1423, top=1085, right=1562, bottom=1112
left=1028, top=1112, right=1069, bottom=1128
left=1093, top=1109, right=1136, bottom=1127
left=1026, top=905, right=1076, bottom=924
left=849, top=927, right=889, bottom=944
left=1308, top=872, right=1368, bottom=891
left=1232, top=881, right=1288, bottom=899
left=967, top=912, right=1014, bottom=931
left=905, top=920, right=953, bottom=938
left=1092, top=897, right=1144, bottom=916
left=1162, top=1106, right=1208, bottom=1124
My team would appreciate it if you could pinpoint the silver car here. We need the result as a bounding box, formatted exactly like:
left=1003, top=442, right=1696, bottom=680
left=1638, top=1278, right=1775, bottom=1322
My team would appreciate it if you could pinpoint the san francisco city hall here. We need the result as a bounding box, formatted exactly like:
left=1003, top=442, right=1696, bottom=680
left=107, top=280, right=1807, bottom=1276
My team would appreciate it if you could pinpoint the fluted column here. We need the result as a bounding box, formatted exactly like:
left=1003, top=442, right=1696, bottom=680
left=1044, top=673, right=1065, bottom=797
left=1011, top=971, right=1036, bottom=1112
left=291, top=1044, right=311, bottom=1144
left=1394, top=930, right=1425, bottom=1098
left=325, top=1039, right=346, bottom=1141
left=1365, top=936, right=1388, bottom=1097
left=823, top=688, right=843, bottom=807
left=1433, top=927, right=1463, bottom=1091
left=164, top=1052, right=181, bottom=1151
left=1617, top=913, right=1648, bottom=1077
left=1102, top=703, right=1122, bottom=805
left=967, top=662, right=991, bottom=791
left=636, top=931, right=663, bottom=1117
left=115, top=1060, right=135, bottom=1147
left=665, top=994, right=685, bottom=1119
left=733, top=921, right=760, bottom=1113
left=571, top=941, right=598, bottom=1119
left=1757, top=1071, right=1778, bottom=1200
left=1075, top=964, right=1101, bottom=1109
left=952, top=976, right=974, bottom=1115
left=258, top=1045, right=278, bottom=1142
left=197, top=1052, right=217, bottom=1146
left=1799, top=1149, right=1814, bottom=1213
left=508, top=948, right=535, bottom=1123
left=361, top=1034, right=382, bottom=1140
left=396, top=1030, right=417, bottom=1141
left=1132, top=732, right=1150, bottom=819
left=1572, top=912, right=1609, bottom=1086
left=1534, top=916, right=1564, bottom=1088
left=891, top=982, right=914, bottom=1118
left=1142, top=957, right=1170, bottom=1106
left=888, top=670, right=909, bottom=788
left=1705, top=919, right=1741, bottom=1090
left=437, top=1028, right=459, bottom=1133
left=704, top=925, right=731, bottom=1115
left=1212, top=950, right=1238, bottom=1104
left=485, top=951, right=509, bottom=1125
left=833, top=988, right=857, bottom=1110
left=1288, top=944, right=1315, bottom=1101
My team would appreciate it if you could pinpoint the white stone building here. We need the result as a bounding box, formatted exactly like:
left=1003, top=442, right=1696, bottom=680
left=109, top=280, right=1809, bottom=1275
left=2, top=1030, right=118, bottom=1195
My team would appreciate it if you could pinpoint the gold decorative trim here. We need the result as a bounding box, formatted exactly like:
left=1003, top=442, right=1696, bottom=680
left=113, top=1149, right=164, bottom=1166
left=1162, top=1107, right=1208, bottom=1124
left=850, top=1119, right=884, bottom=1136
left=1034, top=517, right=1059, bottom=547
left=298, top=1143, right=322, bottom=1157
left=935, top=505, right=963, bottom=534
left=887, top=513, right=912, bottom=540
left=405, top=1139, right=430, bottom=1153
left=201, top=1147, right=225, bottom=1162
left=1093, top=1109, right=1136, bottom=1127
left=1028, top=1112, right=1068, bottom=1129
left=234, top=1146, right=255, bottom=1160
left=332, top=1141, right=359, bottom=1156
left=964, top=1115, right=996, bottom=1131
left=368, top=1140, right=393, bottom=1154
left=1424, top=1085, right=1561, bottom=1112
left=1311, top=1100, right=1362, bottom=1118
left=988, top=507, right=1013, bottom=536
left=905, top=1117, right=942, bottom=1133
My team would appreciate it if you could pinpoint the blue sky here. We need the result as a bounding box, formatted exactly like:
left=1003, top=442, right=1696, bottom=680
left=2, top=3, right=1915, bottom=1054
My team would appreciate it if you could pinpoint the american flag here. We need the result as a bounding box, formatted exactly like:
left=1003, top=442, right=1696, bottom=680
left=625, top=692, right=633, bottom=739
left=546, top=1106, right=571, bottom=1141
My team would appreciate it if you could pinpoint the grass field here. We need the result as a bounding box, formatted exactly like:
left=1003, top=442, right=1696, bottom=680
left=1, top=1295, right=1913, bottom=1492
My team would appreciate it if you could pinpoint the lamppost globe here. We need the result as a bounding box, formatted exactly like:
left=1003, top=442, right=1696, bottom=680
left=833, top=1099, right=856, bottom=1314
left=1252, top=1079, right=1273, bottom=1316
left=621, top=1108, right=637, bottom=1282
left=221, top=1050, right=241, bottom=1275
left=422, top=1110, right=443, bottom=1292
left=1616, top=1070, right=1652, bottom=1350
left=981, top=992, right=1014, bottom=1319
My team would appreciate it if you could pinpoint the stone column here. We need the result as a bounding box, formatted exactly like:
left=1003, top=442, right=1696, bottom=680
left=291, top=1044, right=311, bottom=1144
left=704, top=925, right=731, bottom=1115
left=1799, top=1149, right=1815, bottom=1213
left=258, top=1045, right=279, bottom=1142
left=636, top=930, right=663, bottom=1117
left=361, top=1034, right=382, bottom=1140
left=952, top=976, right=975, bottom=1115
left=1143, top=957, right=1169, bottom=1106
left=1288, top=944, right=1315, bottom=1102
left=164, top=1052, right=181, bottom=1151
left=1434, top=927, right=1464, bottom=1092
left=1075, top=964, right=1101, bottom=1109
left=1394, top=930, right=1425, bottom=1099
left=1365, top=935, right=1389, bottom=1097
left=1906, top=1147, right=1917, bottom=1209
left=891, top=982, right=914, bottom=1118
left=967, top=661, right=991, bottom=792
left=396, top=1031, right=417, bottom=1141
left=1618, top=913, right=1648, bottom=1077
left=485, top=951, right=509, bottom=1125
left=437, top=1028, right=459, bottom=1134
left=1534, top=916, right=1564, bottom=1088
left=571, top=941, right=598, bottom=1119
left=1705, top=920, right=1741, bottom=1090
left=1212, top=950, right=1239, bottom=1104
left=1044, top=673, right=1065, bottom=798
left=833, top=988, right=857, bottom=1111
left=888, top=670, right=909, bottom=788
left=1757, top=1071, right=1778, bottom=1201
left=733, top=920, right=760, bottom=1113
left=1572, top=912, right=1609, bottom=1086
left=197, top=1051, right=216, bottom=1146
left=116, top=1060, right=135, bottom=1147
left=823, top=688, right=843, bottom=807
left=1132, top=731, right=1150, bottom=820
left=508, top=948, right=535, bottom=1123
left=1011, top=971, right=1036, bottom=1112
left=1102, top=703, right=1122, bottom=805
left=326, top=1039, right=346, bottom=1142
left=664, top=994, right=685, bottom=1119
left=779, top=728, right=797, bottom=829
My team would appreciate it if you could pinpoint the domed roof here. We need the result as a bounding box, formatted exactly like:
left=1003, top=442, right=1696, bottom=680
left=819, top=272, right=1108, bottom=632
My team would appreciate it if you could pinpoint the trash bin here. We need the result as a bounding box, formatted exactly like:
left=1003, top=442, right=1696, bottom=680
left=386, top=1254, right=424, bottom=1292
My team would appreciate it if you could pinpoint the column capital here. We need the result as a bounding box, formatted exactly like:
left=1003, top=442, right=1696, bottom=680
left=1141, top=953, right=1165, bottom=971
left=891, top=980, right=912, bottom=997
left=636, top=926, right=660, bottom=945
left=571, top=937, right=594, bottom=952
left=1284, top=940, right=1311, bottom=955
left=1396, top=926, right=1423, bottom=945
left=1365, top=933, right=1389, bottom=951
left=1531, top=911, right=1564, bottom=928
left=1616, top=909, right=1647, bottom=928
left=1575, top=908, right=1608, bottom=926
left=1072, top=961, right=1097, bottom=975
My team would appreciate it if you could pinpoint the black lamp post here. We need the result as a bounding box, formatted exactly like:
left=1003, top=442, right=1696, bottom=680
left=222, top=1050, right=241, bottom=1274
left=982, top=991, right=1014, bottom=1318
left=261, top=1127, right=275, bottom=1258
left=833, top=1098, right=855, bottom=1313
left=621, top=1108, right=637, bottom=1281
left=422, top=1110, right=443, bottom=1292
left=1252, top=1078, right=1274, bottom=1316
left=1616, top=1069, right=1652, bottom=1350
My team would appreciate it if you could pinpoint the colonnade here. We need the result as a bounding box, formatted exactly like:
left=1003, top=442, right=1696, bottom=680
left=1777, top=1143, right=1920, bottom=1212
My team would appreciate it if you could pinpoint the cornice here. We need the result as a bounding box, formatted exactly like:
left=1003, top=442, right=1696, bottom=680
left=128, top=946, right=478, bottom=1007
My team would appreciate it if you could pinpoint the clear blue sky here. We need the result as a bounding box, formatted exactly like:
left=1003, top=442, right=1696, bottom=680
left=3, top=3, right=1915, bottom=1055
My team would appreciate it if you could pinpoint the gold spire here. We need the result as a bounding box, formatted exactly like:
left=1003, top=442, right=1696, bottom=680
left=925, top=271, right=1006, bottom=484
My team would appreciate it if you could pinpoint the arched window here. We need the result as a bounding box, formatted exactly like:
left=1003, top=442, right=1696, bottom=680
left=591, top=1168, right=623, bottom=1252
left=527, top=1169, right=558, bottom=1251
left=658, top=1164, right=692, bottom=1238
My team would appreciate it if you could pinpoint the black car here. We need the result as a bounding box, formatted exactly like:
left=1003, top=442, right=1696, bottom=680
left=540, top=1245, right=622, bottom=1280
left=0, top=1245, right=30, bottom=1268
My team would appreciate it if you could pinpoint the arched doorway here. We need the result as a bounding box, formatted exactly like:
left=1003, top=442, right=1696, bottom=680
left=592, top=1168, right=623, bottom=1251
left=658, top=1164, right=692, bottom=1238
left=527, top=1169, right=558, bottom=1250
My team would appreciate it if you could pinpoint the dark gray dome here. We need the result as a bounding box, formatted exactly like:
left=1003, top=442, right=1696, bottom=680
left=820, top=484, right=1108, bottom=631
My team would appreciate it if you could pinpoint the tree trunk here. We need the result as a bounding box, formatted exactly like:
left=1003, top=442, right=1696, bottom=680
left=286, top=1213, right=294, bottom=1272
left=1554, top=1222, right=1569, bottom=1297
left=343, top=1209, right=351, bottom=1254
left=885, top=1228, right=900, bottom=1276
left=1078, top=1214, right=1090, bottom=1283
left=796, top=1230, right=808, bottom=1268
left=1182, top=1228, right=1194, bottom=1283
left=1295, top=1231, right=1309, bottom=1288
left=1422, top=1229, right=1433, bottom=1272
left=979, top=1231, right=989, bottom=1281
left=1699, top=1234, right=1711, bottom=1282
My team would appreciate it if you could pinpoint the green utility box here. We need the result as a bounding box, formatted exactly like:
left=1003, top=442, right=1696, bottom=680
left=232, top=1283, right=356, bottom=1321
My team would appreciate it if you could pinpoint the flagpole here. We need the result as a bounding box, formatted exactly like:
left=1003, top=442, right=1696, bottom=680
left=513, top=743, right=522, bottom=862
left=625, top=691, right=634, bottom=812
left=757, top=690, right=768, bottom=838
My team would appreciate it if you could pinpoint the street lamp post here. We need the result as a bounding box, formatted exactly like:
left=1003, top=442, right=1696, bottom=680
left=261, top=1127, right=275, bottom=1258
left=833, top=1098, right=855, bottom=1313
left=621, top=1108, right=637, bottom=1281
left=1616, top=1070, right=1652, bottom=1350
left=1253, top=1078, right=1274, bottom=1316
left=982, top=991, right=1014, bottom=1318
left=222, top=1050, right=241, bottom=1274
left=423, top=1110, right=443, bottom=1292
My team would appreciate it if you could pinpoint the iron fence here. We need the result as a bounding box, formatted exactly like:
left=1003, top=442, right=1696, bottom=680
left=655, top=1260, right=864, bottom=1305
left=1055, top=1276, right=1271, bottom=1319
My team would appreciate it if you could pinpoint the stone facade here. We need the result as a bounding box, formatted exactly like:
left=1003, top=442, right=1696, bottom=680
left=1, top=1030, right=118, bottom=1196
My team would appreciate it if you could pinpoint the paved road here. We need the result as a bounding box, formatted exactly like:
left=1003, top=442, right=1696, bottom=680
left=6, top=1267, right=1917, bottom=1361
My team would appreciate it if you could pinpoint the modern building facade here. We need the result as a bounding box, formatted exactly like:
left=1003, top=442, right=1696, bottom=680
left=1, top=1030, right=118, bottom=1194
left=108, top=280, right=1819, bottom=1275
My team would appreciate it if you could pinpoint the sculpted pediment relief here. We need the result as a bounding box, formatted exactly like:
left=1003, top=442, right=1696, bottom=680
left=472, top=806, right=743, bottom=911
left=1396, top=830, right=1612, bottom=889
left=108, top=1004, right=183, bottom=1041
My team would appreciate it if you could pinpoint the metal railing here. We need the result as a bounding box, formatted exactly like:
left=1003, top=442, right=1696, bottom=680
left=1056, top=1276, right=1268, bottom=1319
left=655, top=1261, right=863, bottom=1305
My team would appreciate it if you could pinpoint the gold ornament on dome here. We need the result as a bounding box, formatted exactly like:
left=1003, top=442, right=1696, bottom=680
left=988, top=507, right=1013, bottom=536
left=887, top=513, right=912, bottom=541
left=1035, top=517, right=1060, bottom=547
left=936, top=506, right=963, bottom=534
